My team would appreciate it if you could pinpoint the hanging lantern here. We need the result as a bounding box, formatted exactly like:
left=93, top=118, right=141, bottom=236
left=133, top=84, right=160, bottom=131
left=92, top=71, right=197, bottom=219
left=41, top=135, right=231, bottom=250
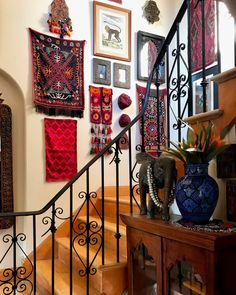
left=47, top=0, right=72, bottom=38
left=142, top=0, right=160, bottom=24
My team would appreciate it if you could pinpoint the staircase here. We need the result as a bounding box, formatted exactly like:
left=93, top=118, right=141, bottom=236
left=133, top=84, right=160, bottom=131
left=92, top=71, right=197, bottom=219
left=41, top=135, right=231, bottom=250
left=1, top=1, right=235, bottom=294
left=34, top=186, right=139, bottom=295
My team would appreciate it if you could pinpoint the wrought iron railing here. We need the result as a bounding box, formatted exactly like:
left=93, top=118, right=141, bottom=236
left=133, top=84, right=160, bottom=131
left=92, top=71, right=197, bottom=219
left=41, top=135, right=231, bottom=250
left=0, top=0, right=220, bottom=294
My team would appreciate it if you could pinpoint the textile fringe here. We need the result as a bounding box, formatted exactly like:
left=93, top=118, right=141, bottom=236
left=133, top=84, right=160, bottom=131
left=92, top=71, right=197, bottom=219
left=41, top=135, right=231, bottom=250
left=35, top=105, right=84, bottom=118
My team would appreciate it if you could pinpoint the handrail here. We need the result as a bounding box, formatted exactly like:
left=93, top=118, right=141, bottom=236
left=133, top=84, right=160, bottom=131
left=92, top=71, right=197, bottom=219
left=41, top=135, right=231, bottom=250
left=0, top=0, right=188, bottom=218
left=0, top=68, right=154, bottom=218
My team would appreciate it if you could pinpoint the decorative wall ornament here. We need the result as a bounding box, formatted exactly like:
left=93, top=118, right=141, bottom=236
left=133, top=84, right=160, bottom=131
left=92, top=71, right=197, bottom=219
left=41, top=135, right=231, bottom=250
left=89, top=86, right=113, bottom=155
left=142, top=0, right=160, bottom=24
left=47, top=0, right=72, bottom=38
left=30, top=28, right=85, bottom=118
left=190, top=0, right=216, bottom=72
left=137, top=84, right=166, bottom=155
left=44, top=118, right=77, bottom=182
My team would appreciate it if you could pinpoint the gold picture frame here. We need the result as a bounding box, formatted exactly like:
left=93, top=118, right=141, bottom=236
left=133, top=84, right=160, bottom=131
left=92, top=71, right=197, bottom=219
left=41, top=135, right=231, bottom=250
left=93, top=1, right=131, bottom=61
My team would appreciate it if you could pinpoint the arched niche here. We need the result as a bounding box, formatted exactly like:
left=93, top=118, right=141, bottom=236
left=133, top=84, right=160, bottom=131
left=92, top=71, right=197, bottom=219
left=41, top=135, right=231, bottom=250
left=0, top=68, right=26, bottom=224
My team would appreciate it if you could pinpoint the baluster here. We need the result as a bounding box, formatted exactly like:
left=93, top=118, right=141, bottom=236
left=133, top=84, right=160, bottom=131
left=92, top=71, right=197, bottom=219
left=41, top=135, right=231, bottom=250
left=155, top=73, right=161, bottom=156
left=51, top=203, right=56, bottom=294
left=101, top=155, right=105, bottom=265
left=69, top=184, right=73, bottom=295
left=166, top=44, right=171, bottom=147
left=141, top=98, right=145, bottom=152
left=187, top=0, right=193, bottom=117
left=86, top=168, right=90, bottom=295
left=33, top=215, right=37, bottom=295
left=115, top=141, right=121, bottom=263
left=176, top=22, right=182, bottom=143
left=128, top=129, right=133, bottom=214
left=200, top=0, right=208, bottom=112
left=13, top=216, right=16, bottom=295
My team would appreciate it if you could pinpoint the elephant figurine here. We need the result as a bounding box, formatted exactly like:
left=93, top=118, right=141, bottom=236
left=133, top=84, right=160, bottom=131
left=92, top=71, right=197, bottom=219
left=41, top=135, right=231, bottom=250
left=136, top=152, right=177, bottom=221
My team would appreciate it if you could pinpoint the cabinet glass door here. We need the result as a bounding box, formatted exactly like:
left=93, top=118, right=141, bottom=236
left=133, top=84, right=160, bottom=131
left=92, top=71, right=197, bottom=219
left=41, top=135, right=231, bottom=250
left=169, top=261, right=206, bottom=295
left=132, top=242, right=157, bottom=295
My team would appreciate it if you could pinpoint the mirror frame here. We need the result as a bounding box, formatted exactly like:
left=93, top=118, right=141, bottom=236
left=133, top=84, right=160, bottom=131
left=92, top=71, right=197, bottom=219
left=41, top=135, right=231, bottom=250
left=0, top=101, right=13, bottom=229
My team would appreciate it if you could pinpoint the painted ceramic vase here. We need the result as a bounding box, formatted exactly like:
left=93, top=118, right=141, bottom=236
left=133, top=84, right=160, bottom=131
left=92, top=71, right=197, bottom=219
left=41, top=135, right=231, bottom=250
left=175, top=163, right=219, bottom=224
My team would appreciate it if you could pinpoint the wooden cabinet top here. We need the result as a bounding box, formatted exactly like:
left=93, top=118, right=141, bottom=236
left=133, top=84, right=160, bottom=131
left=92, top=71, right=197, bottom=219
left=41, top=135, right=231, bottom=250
left=120, top=213, right=236, bottom=252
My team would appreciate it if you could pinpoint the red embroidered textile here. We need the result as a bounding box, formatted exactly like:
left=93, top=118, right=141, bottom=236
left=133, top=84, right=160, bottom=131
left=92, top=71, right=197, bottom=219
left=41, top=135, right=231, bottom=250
left=137, top=84, right=166, bottom=155
left=30, top=28, right=85, bottom=117
left=89, top=86, right=113, bottom=155
left=44, top=118, right=77, bottom=181
left=190, top=0, right=216, bottom=72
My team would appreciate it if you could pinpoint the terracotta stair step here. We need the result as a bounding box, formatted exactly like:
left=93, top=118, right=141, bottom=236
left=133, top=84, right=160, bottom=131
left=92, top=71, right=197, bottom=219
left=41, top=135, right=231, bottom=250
left=36, top=258, right=100, bottom=295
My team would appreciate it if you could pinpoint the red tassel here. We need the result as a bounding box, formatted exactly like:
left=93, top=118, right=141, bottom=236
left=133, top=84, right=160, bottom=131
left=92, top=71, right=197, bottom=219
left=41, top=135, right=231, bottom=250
left=107, top=126, right=112, bottom=135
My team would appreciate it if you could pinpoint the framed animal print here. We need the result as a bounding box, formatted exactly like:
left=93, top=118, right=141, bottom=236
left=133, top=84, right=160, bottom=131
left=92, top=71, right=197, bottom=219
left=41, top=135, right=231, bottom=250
left=93, top=1, right=131, bottom=61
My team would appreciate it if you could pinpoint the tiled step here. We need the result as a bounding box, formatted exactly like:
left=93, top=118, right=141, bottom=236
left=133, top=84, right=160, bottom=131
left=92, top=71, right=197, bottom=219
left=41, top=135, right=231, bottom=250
left=36, top=259, right=100, bottom=295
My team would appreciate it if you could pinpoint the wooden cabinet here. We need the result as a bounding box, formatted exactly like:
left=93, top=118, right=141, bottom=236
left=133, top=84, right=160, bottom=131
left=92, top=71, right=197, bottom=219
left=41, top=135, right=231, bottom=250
left=120, top=213, right=236, bottom=295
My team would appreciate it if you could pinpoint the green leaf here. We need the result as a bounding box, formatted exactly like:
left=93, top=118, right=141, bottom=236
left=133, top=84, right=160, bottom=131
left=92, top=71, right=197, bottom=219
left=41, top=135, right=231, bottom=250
left=205, top=144, right=230, bottom=162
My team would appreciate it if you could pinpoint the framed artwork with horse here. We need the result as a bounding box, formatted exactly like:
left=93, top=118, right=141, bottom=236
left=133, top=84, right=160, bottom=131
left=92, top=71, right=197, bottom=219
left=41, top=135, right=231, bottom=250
left=93, top=1, right=131, bottom=61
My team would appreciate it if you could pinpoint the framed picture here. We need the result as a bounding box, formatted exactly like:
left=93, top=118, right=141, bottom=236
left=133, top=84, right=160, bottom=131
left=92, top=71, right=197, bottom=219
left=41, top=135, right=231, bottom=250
left=137, top=30, right=165, bottom=83
left=93, top=58, right=111, bottom=85
left=192, top=65, right=219, bottom=114
left=93, top=1, right=131, bottom=61
left=114, top=63, right=130, bottom=89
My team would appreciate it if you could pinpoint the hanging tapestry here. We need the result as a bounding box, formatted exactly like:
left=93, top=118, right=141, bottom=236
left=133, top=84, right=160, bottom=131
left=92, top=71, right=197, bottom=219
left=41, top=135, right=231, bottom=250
left=44, top=118, right=77, bottom=181
left=47, top=0, right=72, bottom=38
left=89, top=86, right=113, bottom=155
left=30, top=28, right=85, bottom=117
left=190, top=0, right=216, bottom=72
left=137, top=84, right=166, bottom=155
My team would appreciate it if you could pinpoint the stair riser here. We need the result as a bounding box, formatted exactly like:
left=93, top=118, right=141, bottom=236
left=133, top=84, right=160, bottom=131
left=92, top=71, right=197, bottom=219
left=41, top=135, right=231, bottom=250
left=97, top=200, right=140, bottom=219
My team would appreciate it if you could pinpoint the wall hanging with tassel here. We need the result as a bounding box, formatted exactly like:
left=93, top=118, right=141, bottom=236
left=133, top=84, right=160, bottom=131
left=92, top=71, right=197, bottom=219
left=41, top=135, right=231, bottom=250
left=47, top=0, right=72, bottom=38
left=89, top=86, right=113, bottom=155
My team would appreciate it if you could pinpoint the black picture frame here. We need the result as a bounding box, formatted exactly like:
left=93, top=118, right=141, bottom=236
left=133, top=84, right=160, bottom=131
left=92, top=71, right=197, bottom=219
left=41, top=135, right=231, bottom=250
left=93, top=58, right=111, bottom=85
left=137, top=30, right=165, bottom=83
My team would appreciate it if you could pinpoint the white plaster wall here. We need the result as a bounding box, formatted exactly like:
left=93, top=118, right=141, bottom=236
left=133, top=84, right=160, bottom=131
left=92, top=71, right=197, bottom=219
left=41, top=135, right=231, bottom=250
left=0, top=0, right=182, bottom=257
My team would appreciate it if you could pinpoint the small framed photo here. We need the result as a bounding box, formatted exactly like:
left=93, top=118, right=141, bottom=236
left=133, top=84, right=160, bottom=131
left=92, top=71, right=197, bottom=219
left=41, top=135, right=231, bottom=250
left=93, top=1, right=131, bottom=61
left=114, top=63, right=130, bottom=89
left=137, top=30, right=165, bottom=83
left=93, top=58, right=111, bottom=85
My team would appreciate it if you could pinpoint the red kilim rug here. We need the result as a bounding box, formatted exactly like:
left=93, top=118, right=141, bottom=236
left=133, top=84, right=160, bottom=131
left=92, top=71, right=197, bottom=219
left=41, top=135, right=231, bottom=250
left=30, top=28, right=85, bottom=117
left=190, top=0, right=216, bottom=72
left=44, top=118, right=77, bottom=181
left=137, top=84, right=166, bottom=155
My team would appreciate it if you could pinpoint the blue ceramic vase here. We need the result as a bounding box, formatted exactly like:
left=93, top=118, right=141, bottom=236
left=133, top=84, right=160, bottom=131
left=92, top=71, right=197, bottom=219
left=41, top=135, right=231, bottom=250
left=175, top=163, right=219, bottom=224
